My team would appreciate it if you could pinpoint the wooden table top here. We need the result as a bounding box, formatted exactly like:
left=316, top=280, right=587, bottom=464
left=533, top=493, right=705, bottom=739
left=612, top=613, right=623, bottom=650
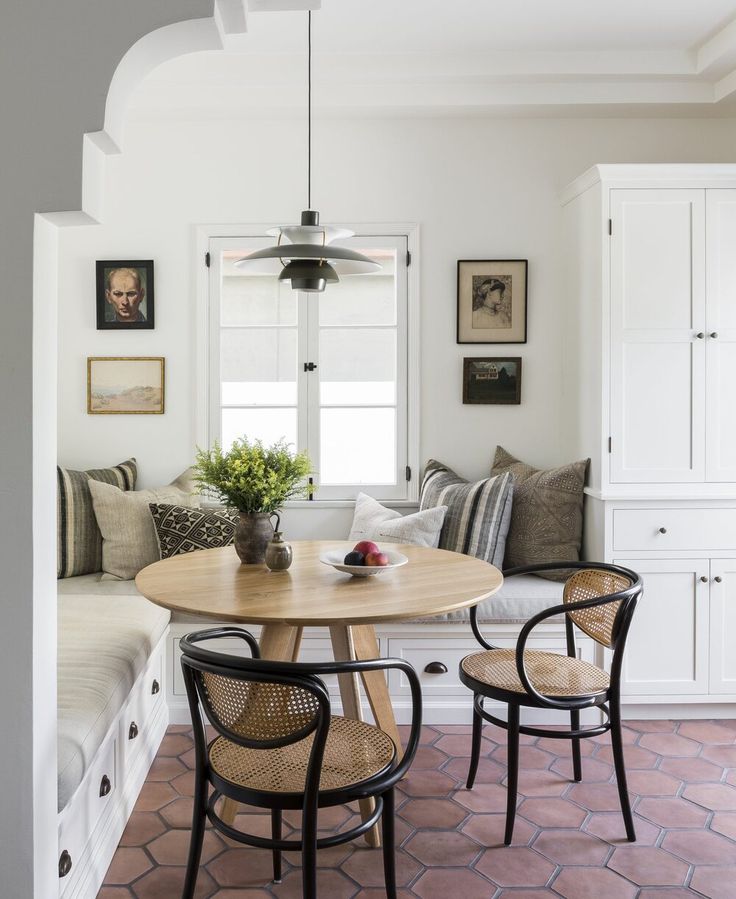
left=135, top=541, right=503, bottom=626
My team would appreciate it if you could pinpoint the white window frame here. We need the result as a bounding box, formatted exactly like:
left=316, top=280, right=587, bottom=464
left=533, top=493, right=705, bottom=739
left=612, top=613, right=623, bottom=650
left=194, top=223, right=420, bottom=506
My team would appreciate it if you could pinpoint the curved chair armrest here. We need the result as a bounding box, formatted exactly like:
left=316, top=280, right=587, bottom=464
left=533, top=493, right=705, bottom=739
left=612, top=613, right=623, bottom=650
left=181, top=626, right=261, bottom=659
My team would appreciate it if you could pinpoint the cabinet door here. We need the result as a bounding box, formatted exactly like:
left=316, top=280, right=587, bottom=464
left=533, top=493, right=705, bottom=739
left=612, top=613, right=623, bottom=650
left=706, top=190, right=736, bottom=482
left=614, top=558, right=709, bottom=696
left=709, top=559, right=736, bottom=694
left=610, top=189, right=706, bottom=483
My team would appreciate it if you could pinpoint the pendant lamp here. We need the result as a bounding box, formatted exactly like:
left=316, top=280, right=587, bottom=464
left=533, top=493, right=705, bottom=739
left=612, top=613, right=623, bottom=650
left=234, top=11, right=380, bottom=292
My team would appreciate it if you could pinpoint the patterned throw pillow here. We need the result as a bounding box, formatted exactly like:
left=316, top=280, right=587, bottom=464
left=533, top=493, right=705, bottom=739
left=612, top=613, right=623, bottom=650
left=150, top=504, right=239, bottom=559
left=57, top=458, right=137, bottom=578
left=490, top=446, right=589, bottom=579
left=348, top=492, right=447, bottom=548
left=419, top=460, right=513, bottom=566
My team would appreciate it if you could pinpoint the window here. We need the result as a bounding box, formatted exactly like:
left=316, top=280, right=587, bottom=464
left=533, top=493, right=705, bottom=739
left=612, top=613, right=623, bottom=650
left=206, top=231, right=417, bottom=502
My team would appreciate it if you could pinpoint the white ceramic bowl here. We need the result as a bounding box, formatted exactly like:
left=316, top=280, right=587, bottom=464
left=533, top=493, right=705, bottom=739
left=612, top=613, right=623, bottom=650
left=320, top=549, right=409, bottom=578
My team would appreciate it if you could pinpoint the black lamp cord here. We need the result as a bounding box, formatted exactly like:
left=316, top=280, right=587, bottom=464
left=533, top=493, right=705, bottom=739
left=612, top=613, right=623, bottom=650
left=307, top=10, right=312, bottom=211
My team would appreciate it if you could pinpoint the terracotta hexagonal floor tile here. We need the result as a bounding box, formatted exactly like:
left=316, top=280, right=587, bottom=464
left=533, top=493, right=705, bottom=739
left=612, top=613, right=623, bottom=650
left=532, top=829, right=609, bottom=866
left=461, top=812, right=536, bottom=847
left=492, top=745, right=555, bottom=770
left=133, top=782, right=179, bottom=813
left=638, top=732, right=700, bottom=757
left=131, top=865, right=216, bottom=899
left=662, top=829, right=736, bottom=865
left=399, top=797, right=468, bottom=829
left=283, top=804, right=353, bottom=832
left=635, top=890, right=696, bottom=899
left=452, top=783, right=509, bottom=814
left=636, top=797, right=709, bottom=828
left=98, top=889, right=135, bottom=898
left=677, top=721, right=736, bottom=743
left=405, top=829, right=483, bottom=867
left=441, top=756, right=506, bottom=785
left=398, top=769, right=458, bottom=797
left=594, top=743, right=658, bottom=769
left=272, top=868, right=356, bottom=899
left=477, top=722, right=537, bottom=745
left=516, top=769, right=569, bottom=798
left=411, top=746, right=450, bottom=769
left=476, top=846, right=555, bottom=887
left=659, top=756, right=724, bottom=782
left=583, top=812, right=661, bottom=845
left=119, top=811, right=167, bottom=847
left=495, top=892, right=558, bottom=899
left=690, top=866, right=736, bottom=899
left=431, top=724, right=473, bottom=734
left=683, top=782, right=736, bottom=811
left=700, top=744, right=736, bottom=767
left=341, top=846, right=421, bottom=887
left=351, top=891, right=414, bottom=899
left=536, top=737, right=595, bottom=756
left=170, top=769, right=196, bottom=798
left=147, top=756, right=187, bottom=782
left=567, top=783, right=628, bottom=812
left=159, top=796, right=194, bottom=828
left=103, top=848, right=152, bottom=885
left=207, top=847, right=280, bottom=888
left=286, top=843, right=354, bottom=869
left=550, top=756, right=614, bottom=782
left=434, top=733, right=495, bottom=758
left=625, top=770, right=682, bottom=797
left=397, top=724, right=443, bottom=744
left=517, top=797, right=586, bottom=828
left=710, top=811, right=736, bottom=840
left=607, top=846, right=688, bottom=886
left=148, top=828, right=225, bottom=866
left=413, top=867, right=494, bottom=899
left=158, top=733, right=194, bottom=757
left=624, top=719, right=677, bottom=733
left=552, top=866, right=637, bottom=899
left=209, top=891, right=272, bottom=898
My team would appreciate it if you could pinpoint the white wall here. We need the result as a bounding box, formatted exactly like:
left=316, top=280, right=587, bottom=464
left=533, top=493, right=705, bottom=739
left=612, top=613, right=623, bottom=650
left=58, top=113, right=736, bottom=535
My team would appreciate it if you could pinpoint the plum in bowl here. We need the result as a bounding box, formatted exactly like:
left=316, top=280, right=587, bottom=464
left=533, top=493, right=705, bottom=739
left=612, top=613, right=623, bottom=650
left=320, top=548, right=408, bottom=578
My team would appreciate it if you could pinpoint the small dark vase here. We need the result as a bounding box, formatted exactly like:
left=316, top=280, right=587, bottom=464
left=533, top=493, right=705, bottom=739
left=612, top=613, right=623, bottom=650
left=233, top=512, right=274, bottom=565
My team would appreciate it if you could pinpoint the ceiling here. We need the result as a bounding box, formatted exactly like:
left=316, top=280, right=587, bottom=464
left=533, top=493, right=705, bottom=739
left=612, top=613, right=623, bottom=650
left=127, top=0, right=736, bottom=118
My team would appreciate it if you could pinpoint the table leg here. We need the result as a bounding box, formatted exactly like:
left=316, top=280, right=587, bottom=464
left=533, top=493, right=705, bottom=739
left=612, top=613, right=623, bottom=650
left=352, top=625, right=403, bottom=759
left=329, top=625, right=382, bottom=848
left=220, top=624, right=303, bottom=826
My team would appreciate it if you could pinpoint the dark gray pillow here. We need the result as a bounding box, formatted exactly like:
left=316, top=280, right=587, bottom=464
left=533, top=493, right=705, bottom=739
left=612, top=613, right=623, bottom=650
left=419, top=460, right=513, bottom=567
left=491, top=446, right=589, bottom=579
left=149, top=504, right=239, bottom=559
left=57, top=458, right=137, bottom=578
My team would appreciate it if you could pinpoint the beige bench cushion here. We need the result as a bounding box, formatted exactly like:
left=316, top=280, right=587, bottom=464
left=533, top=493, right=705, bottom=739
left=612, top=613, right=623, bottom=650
left=57, top=590, right=170, bottom=811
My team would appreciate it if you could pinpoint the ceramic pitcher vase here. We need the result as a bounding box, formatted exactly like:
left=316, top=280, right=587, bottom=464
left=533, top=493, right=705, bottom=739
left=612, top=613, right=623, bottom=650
left=233, top=512, right=274, bottom=565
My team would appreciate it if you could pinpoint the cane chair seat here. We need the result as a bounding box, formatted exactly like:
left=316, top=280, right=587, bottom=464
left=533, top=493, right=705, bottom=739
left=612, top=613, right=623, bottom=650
left=461, top=648, right=610, bottom=698
left=209, top=715, right=396, bottom=795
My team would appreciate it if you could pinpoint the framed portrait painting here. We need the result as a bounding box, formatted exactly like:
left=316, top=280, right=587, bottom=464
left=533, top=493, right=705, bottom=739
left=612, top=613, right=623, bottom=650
left=457, top=259, right=527, bottom=344
left=87, top=357, right=165, bottom=414
left=96, top=259, right=154, bottom=330
left=463, top=357, right=522, bottom=405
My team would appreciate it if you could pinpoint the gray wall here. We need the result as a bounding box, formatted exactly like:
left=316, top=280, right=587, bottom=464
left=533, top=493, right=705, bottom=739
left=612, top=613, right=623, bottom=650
left=0, top=3, right=212, bottom=894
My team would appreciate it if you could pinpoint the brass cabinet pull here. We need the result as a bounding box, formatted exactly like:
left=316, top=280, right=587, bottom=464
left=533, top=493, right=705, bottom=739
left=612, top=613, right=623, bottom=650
left=58, top=850, right=72, bottom=878
left=99, top=774, right=111, bottom=797
left=129, top=721, right=139, bottom=740
left=151, top=679, right=160, bottom=695
left=424, top=661, right=448, bottom=674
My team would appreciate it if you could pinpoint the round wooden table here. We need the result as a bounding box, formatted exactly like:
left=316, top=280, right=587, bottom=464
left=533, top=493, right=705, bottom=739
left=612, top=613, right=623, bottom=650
left=136, top=540, right=502, bottom=844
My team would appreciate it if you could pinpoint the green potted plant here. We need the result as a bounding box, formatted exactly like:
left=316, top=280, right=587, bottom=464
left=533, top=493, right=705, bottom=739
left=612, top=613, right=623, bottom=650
left=194, top=437, right=314, bottom=564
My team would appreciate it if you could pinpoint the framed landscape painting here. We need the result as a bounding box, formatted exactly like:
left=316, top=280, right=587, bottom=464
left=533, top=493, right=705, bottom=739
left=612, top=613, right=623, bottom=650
left=96, top=260, right=155, bottom=330
left=457, top=259, right=528, bottom=343
left=87, top=357, right=165, bottom=414
left=463, top=357, right=522, bottom=405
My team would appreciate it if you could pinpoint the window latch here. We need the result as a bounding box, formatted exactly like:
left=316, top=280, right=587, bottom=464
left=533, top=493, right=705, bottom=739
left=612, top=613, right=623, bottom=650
left=304, top=362, right=318, bottom=372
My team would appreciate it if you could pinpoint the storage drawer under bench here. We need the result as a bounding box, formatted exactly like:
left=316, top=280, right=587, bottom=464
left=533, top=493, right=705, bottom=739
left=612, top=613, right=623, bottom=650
left=613, top=507, right=736, bottom=552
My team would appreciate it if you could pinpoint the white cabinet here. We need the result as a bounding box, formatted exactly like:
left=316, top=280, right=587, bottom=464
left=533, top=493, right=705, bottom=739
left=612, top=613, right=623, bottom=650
left=709, top=559, right=736, bottom=693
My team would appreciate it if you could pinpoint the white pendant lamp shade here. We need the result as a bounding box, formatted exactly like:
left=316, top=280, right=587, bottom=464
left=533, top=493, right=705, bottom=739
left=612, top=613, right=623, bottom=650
left=234, top=13, right=380, bottom=293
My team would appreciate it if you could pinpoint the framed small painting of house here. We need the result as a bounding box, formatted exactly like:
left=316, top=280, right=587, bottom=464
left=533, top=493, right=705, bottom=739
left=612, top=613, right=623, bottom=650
left=87, top=357, right=165, bottom=414
left=463, top=357, right=522, bottom=405
left=457, top=259, right=528, bottom=343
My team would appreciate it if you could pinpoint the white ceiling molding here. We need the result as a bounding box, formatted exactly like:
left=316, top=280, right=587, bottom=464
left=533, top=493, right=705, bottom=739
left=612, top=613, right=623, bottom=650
left=215, top=0, right=248, bottom=38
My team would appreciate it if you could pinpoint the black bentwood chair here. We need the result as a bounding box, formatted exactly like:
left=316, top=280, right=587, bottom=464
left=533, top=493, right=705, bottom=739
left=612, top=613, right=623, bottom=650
left=459, top=562, right=643, bottom=845
left=179, top=627, right=422, bottom=899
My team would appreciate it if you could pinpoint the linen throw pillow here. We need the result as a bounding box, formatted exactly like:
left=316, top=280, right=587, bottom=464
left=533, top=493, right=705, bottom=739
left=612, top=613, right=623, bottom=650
left=150, top=504, right=239, bottom=559
left=89, top=468, right=200, bottom=580
left=57, top=458, right=137, bottom=578
left=491, top=446, right=588, bottom=579
left=419, top=460, right=513, bottom=566
left=348, top=492, right=447, bottom=548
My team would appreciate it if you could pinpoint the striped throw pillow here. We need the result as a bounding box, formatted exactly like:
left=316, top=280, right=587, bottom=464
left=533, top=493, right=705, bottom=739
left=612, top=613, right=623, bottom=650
left=419, top=460, right=513, bottom=567
left=57, top=459, right=137, bottom=578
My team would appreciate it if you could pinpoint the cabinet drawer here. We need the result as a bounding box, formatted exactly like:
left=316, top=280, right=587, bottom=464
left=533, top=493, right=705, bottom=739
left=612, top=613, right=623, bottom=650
left=387, top=638, right=485, bottom=698
left=123, top=646, right=164, bottom=771
left=58, top=733, right=117, bottom=893
left=613, top=508, right=736, bottom=552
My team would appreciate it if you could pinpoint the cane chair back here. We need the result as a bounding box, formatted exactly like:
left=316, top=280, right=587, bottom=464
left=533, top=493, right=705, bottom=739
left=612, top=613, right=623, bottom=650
left=563, top=568, right=633, bottom=648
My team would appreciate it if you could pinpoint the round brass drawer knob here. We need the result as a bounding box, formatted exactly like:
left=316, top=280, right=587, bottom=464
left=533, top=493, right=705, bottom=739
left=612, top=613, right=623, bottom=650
left=424, top=661, right=448, bottom=674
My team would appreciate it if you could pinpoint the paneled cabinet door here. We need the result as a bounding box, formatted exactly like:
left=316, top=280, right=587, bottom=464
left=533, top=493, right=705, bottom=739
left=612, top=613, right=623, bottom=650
left=709, top=559, right=736, bottom=694
left=706, top=190, right=736, bottom=482
left=614, top=558, right=709, bottom=696
left=609, top=189, right=706, bottom=484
